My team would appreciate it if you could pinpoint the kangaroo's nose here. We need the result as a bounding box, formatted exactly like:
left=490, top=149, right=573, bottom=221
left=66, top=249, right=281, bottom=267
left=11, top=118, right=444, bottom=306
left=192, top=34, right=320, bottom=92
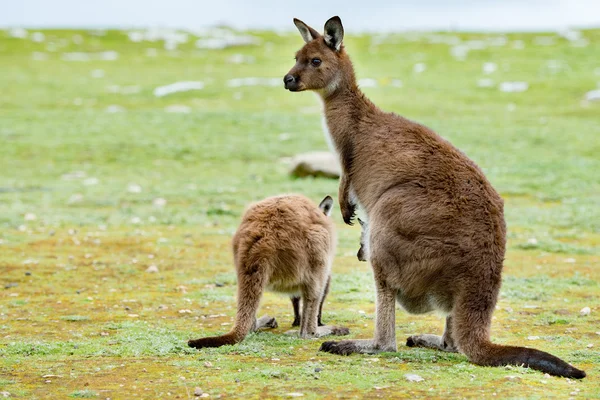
left=284, top=74, right=296, bottom=85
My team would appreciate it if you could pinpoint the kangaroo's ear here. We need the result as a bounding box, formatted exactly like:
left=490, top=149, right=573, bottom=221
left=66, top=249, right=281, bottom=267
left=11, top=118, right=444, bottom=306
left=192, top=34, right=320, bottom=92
left=324, top=16, right=344, bottom=51
left=319, top=195, right=334, bottom=216
left=294, top=18, right=321, bottom=43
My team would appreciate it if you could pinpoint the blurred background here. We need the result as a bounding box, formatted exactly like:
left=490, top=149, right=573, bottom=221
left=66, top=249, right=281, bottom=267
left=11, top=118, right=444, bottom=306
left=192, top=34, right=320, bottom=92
left=3, top=0, right=600, bottom=31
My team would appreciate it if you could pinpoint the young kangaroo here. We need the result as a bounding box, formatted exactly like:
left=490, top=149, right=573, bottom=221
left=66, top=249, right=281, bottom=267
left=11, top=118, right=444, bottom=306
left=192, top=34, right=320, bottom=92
left=188, top=194, right=349, bottom=349
left=283, top=17, right=585, bottom=378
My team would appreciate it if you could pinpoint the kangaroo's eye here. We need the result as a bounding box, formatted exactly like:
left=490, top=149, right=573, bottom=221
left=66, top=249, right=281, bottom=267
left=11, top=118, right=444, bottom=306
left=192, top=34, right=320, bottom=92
left=311, top=58, right=322, bottom=67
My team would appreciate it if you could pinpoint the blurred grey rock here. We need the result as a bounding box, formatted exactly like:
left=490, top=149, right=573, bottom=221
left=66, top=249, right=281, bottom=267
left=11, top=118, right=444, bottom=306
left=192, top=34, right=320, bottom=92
left=290, top=151, right=340, bottom=179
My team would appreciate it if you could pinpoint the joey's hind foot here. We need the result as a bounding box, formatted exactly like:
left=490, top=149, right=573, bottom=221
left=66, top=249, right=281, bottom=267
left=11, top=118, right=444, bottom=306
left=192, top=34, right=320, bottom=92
left=255, top=315, right=278, bottom=330
left=406, top=334, right=458, bottom=352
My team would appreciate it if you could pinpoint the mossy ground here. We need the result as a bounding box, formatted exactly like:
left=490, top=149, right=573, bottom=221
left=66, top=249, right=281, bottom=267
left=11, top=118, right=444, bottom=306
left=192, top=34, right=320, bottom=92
left=0, top=27, right=599, bottom=399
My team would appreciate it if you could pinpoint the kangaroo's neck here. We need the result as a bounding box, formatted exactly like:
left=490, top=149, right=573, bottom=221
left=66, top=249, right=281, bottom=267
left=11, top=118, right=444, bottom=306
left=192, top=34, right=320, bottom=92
left=319, top=81, right=375, bottom=146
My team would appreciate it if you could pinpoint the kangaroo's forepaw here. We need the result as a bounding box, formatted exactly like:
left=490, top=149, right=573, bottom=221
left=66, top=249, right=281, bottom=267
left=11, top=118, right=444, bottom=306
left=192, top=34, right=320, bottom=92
left=342, top=205, right=357, bottom=225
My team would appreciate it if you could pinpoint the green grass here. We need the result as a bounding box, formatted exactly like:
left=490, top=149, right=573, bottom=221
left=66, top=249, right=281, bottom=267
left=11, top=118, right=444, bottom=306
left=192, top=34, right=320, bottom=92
left=0, top=27, right=599, bottom=399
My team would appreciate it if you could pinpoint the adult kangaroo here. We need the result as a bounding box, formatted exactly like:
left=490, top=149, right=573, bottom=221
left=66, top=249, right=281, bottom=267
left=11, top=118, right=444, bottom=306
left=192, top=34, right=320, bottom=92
left=188, top=194, right=349, bottom=349
left=283, top=16, right=585, bottom=379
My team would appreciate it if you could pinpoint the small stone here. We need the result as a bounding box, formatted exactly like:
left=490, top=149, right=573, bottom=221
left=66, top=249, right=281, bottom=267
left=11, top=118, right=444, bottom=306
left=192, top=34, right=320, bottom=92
left=153, top=198, right=167, bottom=208
left=527, top=336, right=540, bottom=341
left=505, top=375, right=521, bottom=382
left=127, top=314, right=139, bottom=318
left=200, top=394, right=209, bottom=398
left=24, top=213, right=37, bottom=221
left=580, top=307, right=591, bottom=316
left=527, top=238, right=538, bottom=245
left=145, top=265, right=159, bottom=273
left=286, top=394, right=304, bottom=397
left=0, top=391, right=10, bottom=398
left=204, top=362, right=213, bottom=368
left=127, top=183, right=142, bottom=193
left=405, top=373, right=424, bottom=382
left=314, top=367, right=323, bottom=372
left=564, top=258, right=576, bottom=263
left=194, top=387, right=203, bottom=396
left=25, top=271, right=31, bottom=276
left=586, top=343, right=593, bottom=348
left=289, top=151, right=340, bottom=179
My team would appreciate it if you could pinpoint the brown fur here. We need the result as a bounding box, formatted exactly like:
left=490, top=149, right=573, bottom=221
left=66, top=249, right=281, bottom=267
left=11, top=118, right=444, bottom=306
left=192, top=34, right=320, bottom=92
left=188, top=194, right=349, bottom=349
left=284, top=16, right=585, bottom=379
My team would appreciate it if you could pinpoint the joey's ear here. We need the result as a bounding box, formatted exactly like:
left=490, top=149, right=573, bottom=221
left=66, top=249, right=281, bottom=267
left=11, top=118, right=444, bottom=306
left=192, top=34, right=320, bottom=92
left=319, top=195, right=334, bottom=216
left=324, top=16, right=344, bottom=51
left=294, top=18, right=321, bottom=43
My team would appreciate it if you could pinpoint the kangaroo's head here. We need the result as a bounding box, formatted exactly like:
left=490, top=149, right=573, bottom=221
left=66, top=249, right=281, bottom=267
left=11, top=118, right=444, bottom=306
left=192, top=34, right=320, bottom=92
left=318, top=195, right=334, bottom=217
left=284, top=16, right=353, bottom=96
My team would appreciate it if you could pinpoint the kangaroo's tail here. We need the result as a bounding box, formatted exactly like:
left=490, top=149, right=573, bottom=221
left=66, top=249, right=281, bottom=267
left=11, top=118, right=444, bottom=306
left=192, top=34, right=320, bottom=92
left=188, top=257, right=268, bottom=349
left=454, top=291, right=585, bottom=379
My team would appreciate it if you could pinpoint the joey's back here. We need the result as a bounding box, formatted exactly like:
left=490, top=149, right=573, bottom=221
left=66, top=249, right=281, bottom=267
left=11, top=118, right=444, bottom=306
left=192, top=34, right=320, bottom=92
left=233, top=195, right=336, bottom=291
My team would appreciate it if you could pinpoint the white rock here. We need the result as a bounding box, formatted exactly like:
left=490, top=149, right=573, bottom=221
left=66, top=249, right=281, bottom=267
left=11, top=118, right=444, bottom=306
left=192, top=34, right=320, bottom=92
left=24, top=213, right=37, bottom=221
left=127, top=184, right=142, bottom=193
left=580, top=307, right=591, bottom=316
left=483, top=62, right=497, bottom=74
left=450, top=44, right=469, bottom=60
left=146, top=265, right=159, bottom=273
left=226, top=77, right=280, bottom=87
left=413, top=63, right=426, bottom=74
left=358, top=78, right=378, bottom=88
left=90, top=69, right=105, bottom=78
left=105, top=105, right=125, bottom=113
left=32, top=52, right=48, bottom=61
left=68, top=194, right=84, bottom=204
left=584, top=89, right=600, bottom=102
left=527, top=336, right=540, bottom=340
left=499, top=81, right=529, bottom=93
left=98, top=51, right=119, bottom=61
left=289, top=151, right=341, bottom=179
left=527, top=238, right=538, bottom=245
left=153, top=198, right=167, bottom=208
left=31, top=32, right=45, bottom=42
left=477, top=78, right=494, bottom=88
left=83, top=177, right=99, bottom=186
left=512, top=40, right=525, bottom=50
left=564, top=258, right=576, bottom=263
left=227, top=54, right=255, bottom=64
left=154, top=81, right=204, bottom=97
left=533, top=36, right=555, bottom=46
left=9, top=28, right=28, bottom=39
left=165, top=105, right=191, bottom=113
left=405, top=374, right=424, bottom=382
left=195, top=34, right=260, bottom=50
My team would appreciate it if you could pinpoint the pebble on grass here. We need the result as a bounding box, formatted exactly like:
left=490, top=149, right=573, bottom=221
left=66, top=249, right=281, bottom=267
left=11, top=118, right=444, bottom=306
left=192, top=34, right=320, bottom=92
left=405, top=374, right=424, bottom=382
left=154, top=81, right=204, bottom=97
left=580, top=307, right=591, bottom=316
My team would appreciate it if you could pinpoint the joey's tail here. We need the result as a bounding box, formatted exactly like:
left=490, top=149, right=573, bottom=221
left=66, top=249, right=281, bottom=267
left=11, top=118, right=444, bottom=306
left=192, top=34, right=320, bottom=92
left=454, top=295, right=585, bottom=379
left=188, top=260, right=267, bottom=349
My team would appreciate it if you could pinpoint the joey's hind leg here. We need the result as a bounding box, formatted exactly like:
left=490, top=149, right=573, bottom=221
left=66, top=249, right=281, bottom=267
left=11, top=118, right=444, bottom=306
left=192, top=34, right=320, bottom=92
left=294, top=279, right=349, bottom=339
left=406, top=316, right=458, bottom=352
left=317, top=276, right=331, bottom=327
left=290, top=296, right=301, bottom=327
